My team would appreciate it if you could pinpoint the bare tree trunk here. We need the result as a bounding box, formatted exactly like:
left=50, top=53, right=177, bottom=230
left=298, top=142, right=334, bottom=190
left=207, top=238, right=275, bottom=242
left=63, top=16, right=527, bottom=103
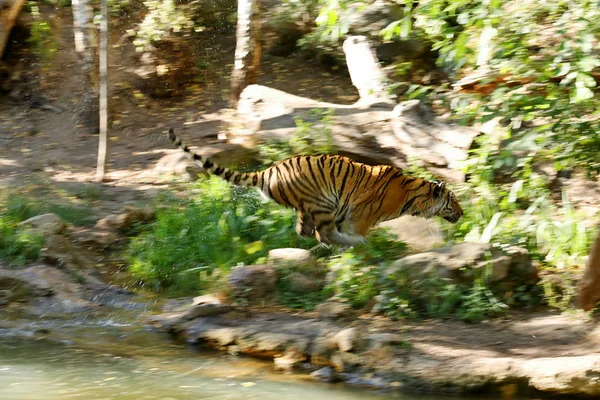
left=95, top=0, right=109, bottom=181
left=229, top=0, right=261, bottom=108
left=72, top=0, right=98, bottom=133
left=0, top=0, right=27, bottom=58
left=343, top=35, right=393, bottom=107
left=577, top=226, right=600, bottom=311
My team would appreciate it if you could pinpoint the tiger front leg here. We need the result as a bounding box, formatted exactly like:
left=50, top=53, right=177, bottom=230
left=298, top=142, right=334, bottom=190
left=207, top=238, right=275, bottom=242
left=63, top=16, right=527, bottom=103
left=295, top=211, right=315, bottom=237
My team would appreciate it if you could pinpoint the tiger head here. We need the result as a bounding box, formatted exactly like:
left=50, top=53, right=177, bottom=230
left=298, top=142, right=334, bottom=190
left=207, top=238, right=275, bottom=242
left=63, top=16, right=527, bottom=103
left=430, top=180, right=463, bottom=223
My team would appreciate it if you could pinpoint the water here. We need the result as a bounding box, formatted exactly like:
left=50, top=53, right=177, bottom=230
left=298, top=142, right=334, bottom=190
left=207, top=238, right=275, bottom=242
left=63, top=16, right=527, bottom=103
left=0, top=337, right=496, bottom=400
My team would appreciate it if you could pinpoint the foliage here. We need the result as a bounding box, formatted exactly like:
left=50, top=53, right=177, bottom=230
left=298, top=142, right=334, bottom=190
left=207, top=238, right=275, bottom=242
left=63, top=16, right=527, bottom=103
left=126, top=176, right=317, bottom=294
left=132, top=0, right=194, bottom=52
left=325, top=229, right=510, bottom=321
left=257, top=108, right=337, bottom=166
left=326, top=229, right=407, bottom=308
left=27, top=12, right=58, bottom=61
left=4, top=196, right=92, bottom=227
left=0, top=204, right=43, bottom=267
left=277, top=275, right=330, bottom=311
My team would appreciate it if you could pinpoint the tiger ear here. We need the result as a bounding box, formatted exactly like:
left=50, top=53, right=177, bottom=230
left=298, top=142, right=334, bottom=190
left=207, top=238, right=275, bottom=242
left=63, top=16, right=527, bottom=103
left=433, top=181, right=446, bottom=197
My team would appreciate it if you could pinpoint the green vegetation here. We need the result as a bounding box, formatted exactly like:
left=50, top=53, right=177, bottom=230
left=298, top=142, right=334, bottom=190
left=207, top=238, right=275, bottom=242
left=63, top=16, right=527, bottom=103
left=0, top=195, right=92, bottom=267
left=257, top=108, right=337, bottom=166
left=126, top=176, right=318, bottom=294
left=4, top=196, right=92, bottom=227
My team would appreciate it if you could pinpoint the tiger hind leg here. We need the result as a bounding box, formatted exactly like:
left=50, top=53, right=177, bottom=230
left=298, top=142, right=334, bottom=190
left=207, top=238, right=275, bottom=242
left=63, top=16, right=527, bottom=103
left=314, top=220, right=366, bottom=246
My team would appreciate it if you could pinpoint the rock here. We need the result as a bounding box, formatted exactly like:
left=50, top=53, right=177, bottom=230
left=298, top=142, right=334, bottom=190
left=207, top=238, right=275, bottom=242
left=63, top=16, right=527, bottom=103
left=386, top=242, right=536, bottom=286
left=274, top=348, right=307, bottom=371
left=379, top=215, right=444, bottom=252
left=331, top=327, right=362, bottom=352
left=227, top=264, right=278, bottom=301
left=95, top=206, right=155, bottom=232
left=0, top=267, right=54, bottom=303
left=192, top=293, right=225, bottom=306
left=522, top=355, right=600, bottom=396
left=153, top=142, right=260, bottom=181
left=284, top=272, right=324, bottom=293
left=316, top=300, right=352, bottom=320
left=235, top=85, right=479, bottom=183
left=18, top=213, right=67, bottom=236
left=268, top=248, right=316, bottom=270
left=147, top=303, right=233, bottom=331
left=311, top=367, right=339, bottom=383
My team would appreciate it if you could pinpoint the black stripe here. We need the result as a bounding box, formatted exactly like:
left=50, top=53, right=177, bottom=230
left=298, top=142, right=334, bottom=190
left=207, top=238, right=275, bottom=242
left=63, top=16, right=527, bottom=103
left=203, top=159, right=213, bottom=168
left=214, top=167, right=224, bottom=175
left=252, top=174, right=258, bottom=186
left=400, top=194, right=423, bottom=215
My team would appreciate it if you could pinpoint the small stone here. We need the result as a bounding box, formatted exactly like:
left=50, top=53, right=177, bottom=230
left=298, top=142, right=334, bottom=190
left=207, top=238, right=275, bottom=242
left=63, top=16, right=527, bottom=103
left=310, top=367, right=338, bottom=383
left=192, top=293, right=223, bottom=306
left=227, top=264, right=278, bottom=301
left=19, top=213, right=67, bottom=236
left=274, top=349, right=306, bottom=372
left=268, top=248, right=316, bottom=269
left=285, top=272, right=324, bottom=293
left=316, top=300, right=352, bottom=320
left=332, top=327, right=361, bottom=352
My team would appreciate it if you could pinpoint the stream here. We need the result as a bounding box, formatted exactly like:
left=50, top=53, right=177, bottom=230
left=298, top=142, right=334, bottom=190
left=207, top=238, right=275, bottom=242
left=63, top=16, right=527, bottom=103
left=0, top=296, right=534, bottom=400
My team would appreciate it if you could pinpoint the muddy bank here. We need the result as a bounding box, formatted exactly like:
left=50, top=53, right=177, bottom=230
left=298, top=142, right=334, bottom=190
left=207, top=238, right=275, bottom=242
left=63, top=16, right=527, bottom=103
left=149, top=299, right=600, bottom=398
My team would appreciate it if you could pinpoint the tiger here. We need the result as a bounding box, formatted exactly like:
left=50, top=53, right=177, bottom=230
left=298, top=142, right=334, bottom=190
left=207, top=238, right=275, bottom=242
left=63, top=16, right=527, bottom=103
left=167, top=128, right=463, bottom=246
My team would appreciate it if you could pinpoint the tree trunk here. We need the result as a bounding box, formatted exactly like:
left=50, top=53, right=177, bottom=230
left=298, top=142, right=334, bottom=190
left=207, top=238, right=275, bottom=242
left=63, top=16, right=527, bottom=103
left=71, top=0, right=98, bottom=134
left=95, top=0, right=109, bottom=182
left=577, top=225, right=600, bottom=311
left=0, top=0, right=27, bottom=58
left=343, top=35, right=393, bottom=107
left=229, top=0, right=261, bottom=108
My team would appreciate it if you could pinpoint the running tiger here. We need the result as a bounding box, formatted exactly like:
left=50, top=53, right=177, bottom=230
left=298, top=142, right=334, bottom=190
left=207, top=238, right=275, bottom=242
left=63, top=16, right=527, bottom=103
left=167, top=128, right=463, bottom=246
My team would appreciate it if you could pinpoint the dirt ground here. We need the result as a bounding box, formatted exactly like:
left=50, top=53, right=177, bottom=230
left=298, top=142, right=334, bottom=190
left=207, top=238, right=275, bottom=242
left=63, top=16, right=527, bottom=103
left=1, top=6, right=599, bottom=395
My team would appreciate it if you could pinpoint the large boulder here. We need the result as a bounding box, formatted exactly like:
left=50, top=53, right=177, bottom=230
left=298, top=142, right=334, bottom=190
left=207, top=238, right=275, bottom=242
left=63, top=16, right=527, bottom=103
left=385, top=242, right=536, bottom=286
left=234, top=85, right=479, bottom=182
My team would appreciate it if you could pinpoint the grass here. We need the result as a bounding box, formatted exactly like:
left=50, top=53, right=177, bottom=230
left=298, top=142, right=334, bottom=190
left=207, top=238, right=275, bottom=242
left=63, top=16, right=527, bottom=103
left=0, top=194, right=93, bottom=267
left=4, top=196, right=93, bottom=227
left=126, top=175, right=318, bottom=295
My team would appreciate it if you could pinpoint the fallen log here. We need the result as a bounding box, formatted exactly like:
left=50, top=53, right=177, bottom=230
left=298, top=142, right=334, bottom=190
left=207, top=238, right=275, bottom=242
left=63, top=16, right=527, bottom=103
left=0, top=0, right=26, bottom=59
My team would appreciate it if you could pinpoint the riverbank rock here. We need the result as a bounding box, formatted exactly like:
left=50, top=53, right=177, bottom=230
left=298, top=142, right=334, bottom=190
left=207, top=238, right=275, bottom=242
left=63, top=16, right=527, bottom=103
left=268, top=248, right=316, bottom=270
left=95, top=205, right=156, bottom=232
left=385, top=242, right=536, bottom=287
left=227, top=264, right=278, bottom=301
left=149, top=307, right=600, bottom=398
left=316, top=300, right=353, bottom=320
left=18, top=213, right=67, bottom=236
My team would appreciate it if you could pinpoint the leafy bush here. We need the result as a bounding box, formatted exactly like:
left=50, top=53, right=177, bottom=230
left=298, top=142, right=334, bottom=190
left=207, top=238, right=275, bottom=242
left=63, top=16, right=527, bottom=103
left=0, top=207, right=43, bottom=267
left=4, top=196, right=92, bottom=227
left=126, top=176, right=317, bottom=294
left=257, top=108, right=337, bottom=166
left=326, top=229, right=407, bottom=308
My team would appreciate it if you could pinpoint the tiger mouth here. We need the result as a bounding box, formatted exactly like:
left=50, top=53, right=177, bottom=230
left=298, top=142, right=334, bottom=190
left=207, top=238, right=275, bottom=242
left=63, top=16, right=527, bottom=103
left=444, top=215, right=461, bottom=223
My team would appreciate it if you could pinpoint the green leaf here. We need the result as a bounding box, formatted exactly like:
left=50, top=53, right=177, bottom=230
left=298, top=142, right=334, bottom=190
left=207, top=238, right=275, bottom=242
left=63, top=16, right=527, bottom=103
left=570, top=84, right=594, bottom=103
left=576, top=72, right=597, bottom=88
left=244, top=240, right=263, bottom=255
left=578, top=57, right=600, bottom=72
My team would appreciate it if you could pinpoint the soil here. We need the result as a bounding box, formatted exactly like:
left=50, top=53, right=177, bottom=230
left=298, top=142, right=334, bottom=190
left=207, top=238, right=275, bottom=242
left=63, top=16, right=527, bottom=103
left=0, top=5, right=599, bottom=398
